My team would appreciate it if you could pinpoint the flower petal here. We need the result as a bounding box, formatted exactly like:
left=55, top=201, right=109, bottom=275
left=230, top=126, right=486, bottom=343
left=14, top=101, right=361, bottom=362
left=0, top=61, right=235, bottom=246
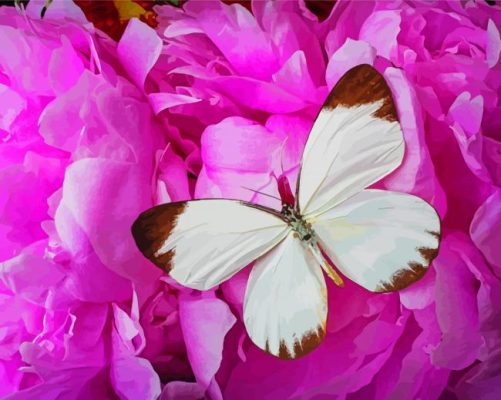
left=117, top=18, right=162, bottom=89
left=111, top=357, right=161, bottom=400
left=179, top=296, right=235, bottom=388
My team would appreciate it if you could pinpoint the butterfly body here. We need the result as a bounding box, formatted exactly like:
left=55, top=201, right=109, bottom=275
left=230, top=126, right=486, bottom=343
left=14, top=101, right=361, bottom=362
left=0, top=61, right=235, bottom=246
left=280, top=204, right=312, bottom=241
left=132, top=64, right=441, bottom=359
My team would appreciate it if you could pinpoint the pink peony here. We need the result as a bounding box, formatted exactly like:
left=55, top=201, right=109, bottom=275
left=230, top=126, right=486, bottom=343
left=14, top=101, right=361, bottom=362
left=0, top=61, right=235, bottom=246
left=1, top=0, right=500, bottom=399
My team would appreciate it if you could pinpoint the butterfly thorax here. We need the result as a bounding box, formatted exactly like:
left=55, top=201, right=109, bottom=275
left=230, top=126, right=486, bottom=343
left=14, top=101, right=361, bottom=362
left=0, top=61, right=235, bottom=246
left=281, top=204, right=316, bottom=243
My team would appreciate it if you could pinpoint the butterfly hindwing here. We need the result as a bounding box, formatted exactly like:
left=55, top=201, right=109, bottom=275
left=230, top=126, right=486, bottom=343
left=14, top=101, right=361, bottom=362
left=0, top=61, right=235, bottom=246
left=297, top=64, right=404, bottom=218
left=132, top=199, right=290, bottom=290
left=312, top=190, right=440, bottom=292
left=244, top=232, right=327, bottom=359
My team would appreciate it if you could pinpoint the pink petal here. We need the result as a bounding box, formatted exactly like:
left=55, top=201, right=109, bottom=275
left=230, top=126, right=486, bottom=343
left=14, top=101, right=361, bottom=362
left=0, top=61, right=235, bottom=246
left=399, top=267, right=436, bottom=310
left=0, top=84, right=26, bottom=131
left=486, top=19, right=501, bottom=67
left=448, top=91, right=484, bottom=137
left=148, top=93, right=202, bottom=114
left=25, top=0, right=88, bottom=24
left=163, top=19, right=203, bottom=37
left=359, top=10, right=401, bottom=60
left=326, top=38, right=376, bottom=88
left=212, top=76, right=306, bottom=113
left=38, top=71, right=95, bottom=152
left=117, top=18, right=162, bottom=89
left=55, top=202, right=132, bottom=303
left=201, top=117, right=283, bottom=174
left=48, top=37, right=85, bottom=95
left=455, top=347, right=501, bottom=400
left=470, top=190, right=501, bottom=275
left=0, top=241, right=64, bottom=304
left=57, top=158, right=161, bottom=283
left=160, top=381, right=205, bottom=400
left=382, top=67, right=447, bottom=216
left=111, top=357, right=161, bottom=400
left=272, top=51, right=320, bottom=102
left=156, top=145, right=191, bottom=203
left=184, top=1, right=279, bottom=81
left=483, top=137, right=501, bottom=186
left=431, top=235, right=484, bottom=369
left=258, top=1, right=325, bottom=84
left=179, top=296, right=236, bottom=388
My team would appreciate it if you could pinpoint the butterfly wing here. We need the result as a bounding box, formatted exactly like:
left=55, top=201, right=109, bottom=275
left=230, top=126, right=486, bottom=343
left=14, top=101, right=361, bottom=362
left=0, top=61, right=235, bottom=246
left=132, top=199, right=290, bottom=290
left=244, top=232, right=327, bottom=359
left=313, top=189, right=440, bottom=292
left=296, top=64, right=404, bottom=218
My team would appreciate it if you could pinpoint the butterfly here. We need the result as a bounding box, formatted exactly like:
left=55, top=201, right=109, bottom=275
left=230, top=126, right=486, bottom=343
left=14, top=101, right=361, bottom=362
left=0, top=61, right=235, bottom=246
left=131, top=64, right=441, bottom=359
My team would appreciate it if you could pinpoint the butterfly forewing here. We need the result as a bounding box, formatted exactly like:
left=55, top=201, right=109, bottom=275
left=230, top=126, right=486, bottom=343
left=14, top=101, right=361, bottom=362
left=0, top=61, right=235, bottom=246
left=132, top=199, right=290, bottom=290
left=312, top=190, right=440, bottom=292
left=296, top=64, right=404, bottom=218
left=244, top=232, right=327, bottom=359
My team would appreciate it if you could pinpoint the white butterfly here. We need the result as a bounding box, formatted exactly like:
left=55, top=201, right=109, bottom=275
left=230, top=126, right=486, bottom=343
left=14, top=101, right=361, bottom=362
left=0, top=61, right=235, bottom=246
left=132, top=65, right=440, bottom=359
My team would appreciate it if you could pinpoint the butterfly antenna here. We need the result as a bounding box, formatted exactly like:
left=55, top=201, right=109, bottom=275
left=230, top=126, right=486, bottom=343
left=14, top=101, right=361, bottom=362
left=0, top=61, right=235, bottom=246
left=242, top=186, right=281, bottom=201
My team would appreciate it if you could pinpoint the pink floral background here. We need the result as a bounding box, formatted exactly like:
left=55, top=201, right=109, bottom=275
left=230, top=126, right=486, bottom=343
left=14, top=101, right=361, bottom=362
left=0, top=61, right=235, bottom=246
left=1, top=0, right=500, bottom=399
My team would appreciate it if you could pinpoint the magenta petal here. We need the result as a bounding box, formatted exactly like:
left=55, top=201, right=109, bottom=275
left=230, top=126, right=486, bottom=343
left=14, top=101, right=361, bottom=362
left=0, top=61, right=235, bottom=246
left=54, top=202, right=133, bottom=303
left=0, top=84, right=26, bottom=131
left=0, top=26, right=52, bottom=96
left=211, top=76, right=306, bottom=113
left=148, top=93, right=202, bottom=114
left=399, top=267, right=436, bottom=310
left=382, top=67, right=446, bottom=215
left=486, top=19, right=501, bottom=67
left=0, top=241, right=64, bottom=304
left=359, top=10, right=401, bottom=60
left=448, top=91, right=484, bottom=137
left=111, top=357, right=161, bottom=400
left=455, top=347, right=501, bottom=400
left=179, top=296, right=236, bottom=388
left=163, top=19, right=204, bottom=38
left=112, top=302, right=144, bottom=355
left=25, top=0, right=88, bottom=24
left=201, top=117, right=283, bottom=173
left=156, top=145, right=191, bottom=203
left=272, top=51, right=320, bottom=102
left=197, top=116, right=305, bottom=206
left=57, top=158, right=160, bottom=283
left=446, top=91, right=492, bottom=182
left=470, top=190, right=501, bottom=274
left=39, top=71, right=94, bottom=152
left=184, top=2, right=279, bottom=81
left=117, top=18, right=162, bottom=89
left=326, top=38, right=376, bottom=88
left=483, top=137, right=501, bottom=186
left=48, top=38, right=85, bottom=95
left=432, top=235, right=484, bottom=369
left=160, top=381, right=205, bottom=400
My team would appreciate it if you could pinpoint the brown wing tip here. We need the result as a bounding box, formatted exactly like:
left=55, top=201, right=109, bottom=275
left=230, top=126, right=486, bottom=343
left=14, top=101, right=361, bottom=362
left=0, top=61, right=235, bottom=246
left=131, top=202, right=187, bottom=272
left=375, top=230, right=441, bottom=293
left=266, top=326, right=325, bottom=360
left=325, top=64, right=398, bottom=122
left=375, top=262, right=428, bottom=293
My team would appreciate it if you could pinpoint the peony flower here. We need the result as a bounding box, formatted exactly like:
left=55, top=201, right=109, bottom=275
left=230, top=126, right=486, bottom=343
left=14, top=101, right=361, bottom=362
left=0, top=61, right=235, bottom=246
left=1, top=0, right=500, bottom=399
left=0, top=2, right=194, bottom=398
left=151, top=1, right=501, bottom=399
